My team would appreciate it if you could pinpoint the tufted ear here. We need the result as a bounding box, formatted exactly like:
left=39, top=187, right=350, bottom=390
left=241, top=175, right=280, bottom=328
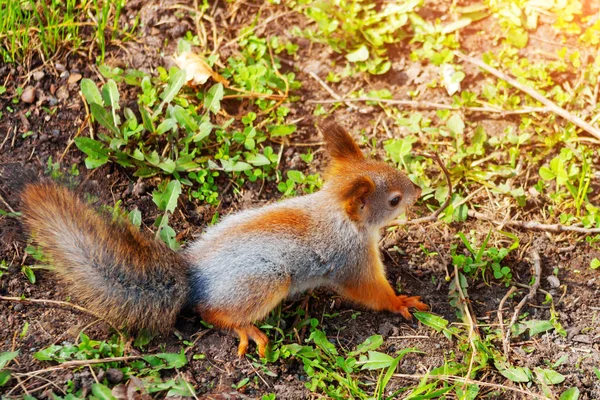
left=340, top=175, right=375, bottom=221
left=318, top=118, right=364, bottom=162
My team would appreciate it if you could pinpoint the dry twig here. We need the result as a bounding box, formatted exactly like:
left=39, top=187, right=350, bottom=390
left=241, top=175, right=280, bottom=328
left=14, top=356, right=145, bottom=377
left=509, top=250, right=542, bottom=329
left=0, top=295, right=122, bottom=339
left=498, top=286, right=517, bottom=360
left=456, top=52, right=600, bottom=140
left=467, top=210, right=600, bottom=234
left=307, top=97, right=549, bottom=116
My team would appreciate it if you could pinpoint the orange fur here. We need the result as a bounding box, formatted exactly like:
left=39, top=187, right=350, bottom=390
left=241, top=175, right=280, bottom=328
left=340, top=175, right=375, bottom=222
left=234, top=208, right=311, bottom=236
left=319, top=117, right=364, bottom=162
left=338, top=242, right=428, bottom=319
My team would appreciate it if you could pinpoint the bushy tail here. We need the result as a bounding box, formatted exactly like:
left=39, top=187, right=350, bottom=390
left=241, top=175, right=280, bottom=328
left=18, top=181, right=189, bottom=333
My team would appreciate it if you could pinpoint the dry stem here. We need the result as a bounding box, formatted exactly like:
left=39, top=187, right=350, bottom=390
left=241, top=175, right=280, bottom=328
left=468, top=210, right=600, bottom=234
left=456, top=52, right=600, bottom=140
left=392, top=373, right=547, bottom=399
left=509, top=250, right=542, bottom=329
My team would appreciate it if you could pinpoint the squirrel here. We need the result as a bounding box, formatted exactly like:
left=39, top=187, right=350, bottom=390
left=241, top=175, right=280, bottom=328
left=3, top=118, right=427, bottom=358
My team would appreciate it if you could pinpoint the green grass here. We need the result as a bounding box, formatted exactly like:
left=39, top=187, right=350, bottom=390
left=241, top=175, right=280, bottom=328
left=0, top=0, right=129, bottom=63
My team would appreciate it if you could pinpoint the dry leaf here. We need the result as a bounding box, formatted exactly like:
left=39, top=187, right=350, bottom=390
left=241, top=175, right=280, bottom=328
left=174, top=52, right=229, bottom=87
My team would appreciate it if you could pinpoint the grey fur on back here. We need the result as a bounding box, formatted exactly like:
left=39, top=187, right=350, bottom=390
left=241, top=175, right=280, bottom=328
left=185, top=190, right=373, bottom=322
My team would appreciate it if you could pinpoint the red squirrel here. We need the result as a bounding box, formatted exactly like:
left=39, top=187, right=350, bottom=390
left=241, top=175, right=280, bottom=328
left=6, top=118, right=427, bottom=357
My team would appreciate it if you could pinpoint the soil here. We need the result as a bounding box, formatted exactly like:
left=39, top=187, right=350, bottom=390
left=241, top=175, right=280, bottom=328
left=1, top=1, right=600, bottom=399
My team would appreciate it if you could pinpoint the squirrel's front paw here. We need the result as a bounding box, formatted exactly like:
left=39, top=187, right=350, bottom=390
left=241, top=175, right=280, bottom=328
left=391, top=295, right=428, bottom=319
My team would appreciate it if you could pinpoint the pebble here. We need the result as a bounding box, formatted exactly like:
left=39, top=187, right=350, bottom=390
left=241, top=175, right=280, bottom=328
left=55, top=63, right=66, bottom=72
left=106, top=368, right=123, bottom=384
left=13, top=303, right=23, bottom=312
left=60, top=71, right=70, bottom=80
left=51, top=129, right=60, bottom=136
left=33, top=70, right=45, bottom=81
left=56, top=86, right=69, bottom=101
left=21, top=86, right=36, bottom=103
left=547, top=275, right=560, bottom=288
left=572, top=334, right=592, bottom=344
left=68, top=72, right=82, bottom=85
left=47, top=96, right=58, bottom=107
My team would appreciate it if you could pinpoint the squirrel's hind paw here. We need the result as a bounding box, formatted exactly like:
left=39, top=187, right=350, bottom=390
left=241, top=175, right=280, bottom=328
left=392, top=295, right=428, bottom=319
left=235, top=325, right=268, bottom=358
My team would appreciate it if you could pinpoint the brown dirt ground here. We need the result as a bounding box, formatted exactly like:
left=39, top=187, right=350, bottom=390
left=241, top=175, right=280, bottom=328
left=1, top=1, right=600, bottom=399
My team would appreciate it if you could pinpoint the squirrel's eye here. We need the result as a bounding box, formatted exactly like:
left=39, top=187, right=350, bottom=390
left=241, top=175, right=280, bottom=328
left=389, top=196, right=401, bottom=207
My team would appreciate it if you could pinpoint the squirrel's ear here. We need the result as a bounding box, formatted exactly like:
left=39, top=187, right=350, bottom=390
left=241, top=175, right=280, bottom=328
left=318, top=118, right=364, bottom=162
left=340, top=175, right=375, bottom=221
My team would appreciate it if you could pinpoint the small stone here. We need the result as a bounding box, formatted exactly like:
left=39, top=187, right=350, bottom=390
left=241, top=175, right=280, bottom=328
left=33, top=71, right=45, bottom=81
left=547, top=275, right=560, bottom=288
left=378, top=321, right=395, bottom=337
left=106, top=368, right=123, bottom=383
left=55, top=63, right=66, bottom=72
left=51, top=129, right=60, bottom=136
left=56, top=86, right=69, bottom=101
left=47, top=96, right=58, bottom=107
left=50, top=84, right=57, bottom=95
left=13, top=303, right=23, bottom=312
left=21, top=86, right=36, bottom=103
left=68, top=73, right=82, bottom=85
left=572, top=334, right=592, bottom=344
left=60, top=71, right=70, bottom=80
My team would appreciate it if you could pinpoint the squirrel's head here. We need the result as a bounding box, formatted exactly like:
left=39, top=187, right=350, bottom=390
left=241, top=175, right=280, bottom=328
left=318, top=118, right=421, bottom=228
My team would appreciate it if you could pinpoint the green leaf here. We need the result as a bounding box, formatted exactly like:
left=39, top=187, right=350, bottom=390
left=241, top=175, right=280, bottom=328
left=153, top=180, right=182, bottom=213
left=0, top=370, right=11, bottom=386
left=156, top=118, right=177, bottom=135
left=539, top=166, right=556, bottom=181
left=269, top=124, right=296, bottom=137
left=74, top=137, right=110, bottom=169
left=220, top=159, right=252, bottom=172
left=91, top=383, right=117, bottom=400
left=0, top=351, right=19, bottom=369
left=193, top=122, right=213, bottom=142
left=173, top=105, right=199, bottom=133
left=310, top=330, right=337, bottom=356
left=535, top=368, right=565, bottom=385
left=360, top=351, right=394, bottom=370
left=21, top=266, right=35, bottom=283
left=246, top=153, right=270, bottom=166
left=348, top=335, right=383, bottom=357
left=447, top=113, right=464, bottom=136
left=414, top=312, right=455, bottom=340
left=139, top=103, right=155, bottom=133
left=346, top=45, right=369, bottom=62
left=102, top=80, right=120, bottom=113
left=160, top=69, right=186, bottom=104
left=153, top=350, right=187, bottom=368
left=129, top=209, right=142, bottom=227
left=506, top=27, right=528, bottom=48
left=80, top=79, right=103, bottom=105
left=590, top=258, right=600, bottom=269
left=560, top=387, right=580, bottom=400
left=89, top=103, right=120, bottom=137
left=495, top=361, right=532, bottom=383
left=154, top=69, right=186, bottom=118
left=204, top=83, right=224, bottom=114
left=33, top=345, right=61, bottom=361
